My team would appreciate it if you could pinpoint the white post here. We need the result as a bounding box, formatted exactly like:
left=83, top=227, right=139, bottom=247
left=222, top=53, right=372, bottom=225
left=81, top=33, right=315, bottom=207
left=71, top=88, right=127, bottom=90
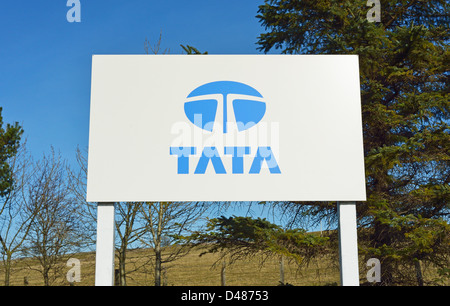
left=95, top=202, right=115, bottom=286
left=338, top=201, right=360, bottom=286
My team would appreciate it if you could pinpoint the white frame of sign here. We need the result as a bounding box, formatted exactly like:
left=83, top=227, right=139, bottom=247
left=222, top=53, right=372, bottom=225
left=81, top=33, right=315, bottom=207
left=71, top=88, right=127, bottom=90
left=88, top=55, right=365, bottom=286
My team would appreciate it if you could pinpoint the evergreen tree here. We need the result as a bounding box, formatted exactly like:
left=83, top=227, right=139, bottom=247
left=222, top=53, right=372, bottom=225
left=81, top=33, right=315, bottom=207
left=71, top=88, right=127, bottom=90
left=256, top=0, right=449, bottom=285
left=0, top=107, right=23, bottom=197
left=181, top=216, right=329, bottom=266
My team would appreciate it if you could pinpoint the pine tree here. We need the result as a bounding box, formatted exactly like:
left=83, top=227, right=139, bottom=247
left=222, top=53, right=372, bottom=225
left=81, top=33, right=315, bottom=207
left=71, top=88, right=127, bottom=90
left=0, top=107, right=23, bottom=197
left=256, top=0, right=449, bottom=285
left=180, top=216, right=329, bottom=267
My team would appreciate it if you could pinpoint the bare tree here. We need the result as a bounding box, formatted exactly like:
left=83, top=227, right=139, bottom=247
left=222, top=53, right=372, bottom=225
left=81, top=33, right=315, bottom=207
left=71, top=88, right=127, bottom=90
left=22, top=148, right=83, bottom=286
left=140, top=35, right=212, bottom=286
left=0, top=141, right=37, bottom=286
left=144, top=31, right=170, bottom=55
left=139, top=201, right=209, bottom=286
left=115, top=202, right=148, bottom=286
left=67, top=147, right=97, bottom=248
left=69, top=147, right=150, bottom=286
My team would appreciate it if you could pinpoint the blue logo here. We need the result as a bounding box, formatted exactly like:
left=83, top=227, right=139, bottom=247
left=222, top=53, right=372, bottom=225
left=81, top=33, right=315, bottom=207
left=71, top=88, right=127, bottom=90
left=170, top=81, right=281, bottom=174
left=184, top=81, right=266, bottom=133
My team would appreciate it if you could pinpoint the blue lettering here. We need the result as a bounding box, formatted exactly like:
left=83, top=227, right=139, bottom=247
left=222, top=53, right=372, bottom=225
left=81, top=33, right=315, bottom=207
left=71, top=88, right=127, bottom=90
left=170, top=147, right=196, bottom=174
left=224, top=147, right=251, bottom=174
left=249, top=147, right=281, bottom=174
left=195, top=147, right=226, bottom=174
left=170, top=146, right=281, bottom=174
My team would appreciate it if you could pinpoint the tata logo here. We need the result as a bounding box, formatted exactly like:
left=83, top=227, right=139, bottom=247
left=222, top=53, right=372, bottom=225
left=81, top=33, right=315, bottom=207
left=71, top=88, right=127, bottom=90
left=170, top=81, right=280, bottom=174
left=184, top=81, right=266, bottom=133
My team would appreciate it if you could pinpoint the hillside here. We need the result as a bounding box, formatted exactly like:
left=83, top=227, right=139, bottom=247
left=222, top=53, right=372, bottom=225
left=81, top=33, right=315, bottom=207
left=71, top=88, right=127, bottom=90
left=3, top=243, right=447, bottom=286
left=4, top=246, right=341, bottom=286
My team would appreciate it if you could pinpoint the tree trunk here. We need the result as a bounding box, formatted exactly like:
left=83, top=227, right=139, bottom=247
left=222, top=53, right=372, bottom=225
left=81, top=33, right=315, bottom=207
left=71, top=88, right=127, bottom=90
left=154, top=244, right=162, bottom=286
left=374, top=221, right=394, bottom=286
left=114, top=269, right=120, bottom=286
left=118, top=248, right=127, bottom=286
left=373, top=220, right=394, bottom=286
left=279, top=256, right=285, bottom=285
left=43, top=267, right=50, bottom=286
left=415, top=259, right=424, bottom=286
left=4, top=254, right=11, bottom=286
left=221, top=261, right=226, bottom=286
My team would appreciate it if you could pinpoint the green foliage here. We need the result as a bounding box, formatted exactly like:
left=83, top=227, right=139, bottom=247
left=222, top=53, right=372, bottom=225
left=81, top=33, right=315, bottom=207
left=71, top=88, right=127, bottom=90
left=182, top=216, right=329, bottom=265
left=257, top=0, right=449, bottom=285
left=0, top=107, right=23, bottom=197
left=180, top=44, right=208, bottom=55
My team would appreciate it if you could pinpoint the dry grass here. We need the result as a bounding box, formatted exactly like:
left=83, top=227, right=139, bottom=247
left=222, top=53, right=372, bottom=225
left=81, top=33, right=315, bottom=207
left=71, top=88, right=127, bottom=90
left=3, top=246, right=446, bottom=286
left=1, top=246, right=340, bottom=286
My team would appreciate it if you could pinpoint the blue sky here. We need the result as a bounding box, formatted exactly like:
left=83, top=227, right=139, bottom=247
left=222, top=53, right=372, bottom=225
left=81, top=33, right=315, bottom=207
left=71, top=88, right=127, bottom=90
left=0, top=0, right=272, bottom=167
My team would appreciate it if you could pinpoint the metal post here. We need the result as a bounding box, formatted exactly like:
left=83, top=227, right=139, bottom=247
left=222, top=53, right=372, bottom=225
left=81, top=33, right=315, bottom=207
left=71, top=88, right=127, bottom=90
left=95, top=202, right=115, bottom=286
left=338, top=201, right=359, bottom=286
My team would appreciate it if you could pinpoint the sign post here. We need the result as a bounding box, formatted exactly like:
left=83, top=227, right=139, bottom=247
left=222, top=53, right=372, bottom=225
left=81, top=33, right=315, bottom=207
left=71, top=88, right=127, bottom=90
left=338, top=202, right=360, bottom=286
left=87, top=55, right=366, bottom=286
left=94, top=202, right=115, bottom=286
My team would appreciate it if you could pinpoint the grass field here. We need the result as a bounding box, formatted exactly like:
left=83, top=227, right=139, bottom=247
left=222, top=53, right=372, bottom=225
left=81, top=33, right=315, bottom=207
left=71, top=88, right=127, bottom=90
left=3, top=246, right=341, bottom=286
left=2, top=245, right=447, bottom=286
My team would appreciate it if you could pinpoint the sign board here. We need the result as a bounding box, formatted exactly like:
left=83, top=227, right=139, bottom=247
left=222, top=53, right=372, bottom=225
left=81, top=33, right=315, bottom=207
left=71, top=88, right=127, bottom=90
left=86, top=55, right=366, bottom=202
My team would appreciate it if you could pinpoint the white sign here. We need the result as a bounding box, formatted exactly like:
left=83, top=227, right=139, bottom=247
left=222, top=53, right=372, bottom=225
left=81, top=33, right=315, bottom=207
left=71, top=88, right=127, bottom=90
left=86, top=55, right=366, bottom=202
